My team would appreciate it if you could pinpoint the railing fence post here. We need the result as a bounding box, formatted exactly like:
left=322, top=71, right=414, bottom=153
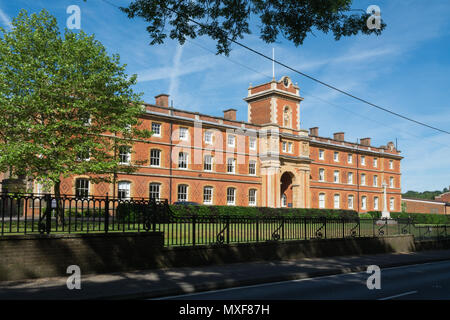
left=304, top=217, right=307, bottom=240
left=104, top=194, right=109, bottom=233
left=226, top=216, right=230, bottom=244
left=256, top=217, right=259, bottom=242
left=192, top=215, right=196, bottom=246
left=45, top=193, right=52, bottom=234
left=281, top=216, right=285, bottom=241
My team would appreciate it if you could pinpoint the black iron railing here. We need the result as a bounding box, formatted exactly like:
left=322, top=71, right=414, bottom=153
left=1, top=193, right=449, bottom=246
left=0, top=192, right=169, bottom=235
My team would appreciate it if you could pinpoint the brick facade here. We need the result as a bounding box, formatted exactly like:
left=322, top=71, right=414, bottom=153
left=21, top=76, right=402, bottom=212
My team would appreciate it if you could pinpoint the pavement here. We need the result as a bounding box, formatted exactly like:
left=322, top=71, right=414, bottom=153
left=2, top=249, right=450, bottom=300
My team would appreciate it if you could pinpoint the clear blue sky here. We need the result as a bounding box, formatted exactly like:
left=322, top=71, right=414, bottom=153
left=1, top=0, right=450, bottom=193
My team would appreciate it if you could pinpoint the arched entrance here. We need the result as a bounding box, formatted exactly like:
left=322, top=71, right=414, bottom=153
left=280, top=172, right=295, bottom=208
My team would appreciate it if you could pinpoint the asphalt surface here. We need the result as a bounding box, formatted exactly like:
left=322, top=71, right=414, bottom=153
left=2, top=249, right=450, bottom=299
left=159, top=260, right=450, bottom=300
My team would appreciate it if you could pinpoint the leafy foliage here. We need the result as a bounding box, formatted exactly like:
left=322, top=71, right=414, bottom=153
left=169, top=204, right=358, bottom=218
left=0, top=10, right=152, bottom=193
left=120, top=0, right=385, bottom=55
left=402, top=188, right=449, bottom=200
left=364, top=211, right=450, bottom=225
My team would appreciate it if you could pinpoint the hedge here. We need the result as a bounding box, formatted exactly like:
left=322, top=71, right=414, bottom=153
left=362, top=211, right=450, bottom=224
left=168, top=205, right=358, bottom=218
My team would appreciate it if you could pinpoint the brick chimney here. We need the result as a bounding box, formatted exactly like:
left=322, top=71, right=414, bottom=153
left=360, top=137, right=371, bottom=146
left=333, top=132, right=345, bottom=141
left=223, top=108, right=237, bottom=121
left=309, top=127, right=319, bottom=136
left=155, top=94, right=169, bottom=107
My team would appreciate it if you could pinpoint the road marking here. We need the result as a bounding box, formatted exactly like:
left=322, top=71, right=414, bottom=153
left=378, top=291, right=418, bottom=300
left=153, top=260, right=450, bottom=300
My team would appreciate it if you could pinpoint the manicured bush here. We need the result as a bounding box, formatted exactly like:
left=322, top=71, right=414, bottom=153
left=364, top=211, right=450, bottom=224
left=168, top=205, right=358, bottom=218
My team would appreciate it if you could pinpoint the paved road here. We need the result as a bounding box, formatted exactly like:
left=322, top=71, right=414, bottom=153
left=158, top=260, right=450, bottom=300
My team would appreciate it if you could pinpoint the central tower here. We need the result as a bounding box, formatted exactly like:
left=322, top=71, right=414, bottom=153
left=245, top=76, right=311, bottom=208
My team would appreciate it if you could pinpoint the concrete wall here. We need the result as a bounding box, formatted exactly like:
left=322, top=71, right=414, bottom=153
left=0, top=233, right=415, bottom=281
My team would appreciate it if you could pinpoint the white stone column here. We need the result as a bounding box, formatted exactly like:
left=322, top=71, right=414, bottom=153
left=381, top=180, right=390, bottom=219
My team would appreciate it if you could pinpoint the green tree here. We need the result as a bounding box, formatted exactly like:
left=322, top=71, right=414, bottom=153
left=120, top=0, right=385, bottom=55
left=0, top=9, right=151, bottom=200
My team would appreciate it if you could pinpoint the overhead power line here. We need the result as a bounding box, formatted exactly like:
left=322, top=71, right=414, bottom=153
left=101, top=0, right=450, bottom=135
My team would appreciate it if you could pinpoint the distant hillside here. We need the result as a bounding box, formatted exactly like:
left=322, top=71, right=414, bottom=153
left=403, top=187, right=449, bottom=200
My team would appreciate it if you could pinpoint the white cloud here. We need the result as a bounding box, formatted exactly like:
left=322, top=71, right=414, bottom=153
left=0, top=7, right=12, bottom=29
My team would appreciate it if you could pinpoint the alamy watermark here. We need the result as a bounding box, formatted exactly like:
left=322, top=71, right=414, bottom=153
left=66, top=265, right=81, bottom=290
left=66, top=5, right=81, bottom=30
left=366, top=5, right=381, bottom=30
left=366, top=265, right=381, bottom=290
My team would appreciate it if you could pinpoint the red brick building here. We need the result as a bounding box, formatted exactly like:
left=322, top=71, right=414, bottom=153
left=26, top=76, right=403, bottom=212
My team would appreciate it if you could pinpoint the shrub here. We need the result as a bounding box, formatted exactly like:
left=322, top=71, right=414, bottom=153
left=168, top=205, right=358, bottom=218
left=64, top=207, right=103, bottom=218
left=365, top=211, right=450, bottom=224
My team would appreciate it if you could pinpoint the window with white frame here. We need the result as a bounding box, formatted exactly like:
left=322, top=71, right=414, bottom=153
left=348, top=153, right=353, bottom=164
left=390, top=176, right=394, bottom=188
left=361, top=156, right=366, bottom=165
left=149, top=183, right=160, bottom=200
left=361, top=196, right=367, bottom=210
left=319, top=149, right=324, bottom=160
left=374, top=197, right=379, bottom=210
left=227, top=158, right=235, bottom=173
left=177, top=184, right=188, bottom=202
left=75, top=178, right=89, bottom=199
left=319, top=193, right=325, bottom=209
left=319, top=169, right=325, bottom=182
left=334, top=194, right=340, bottom=209
left=178, top=152, right=188, bottom=169
left=179, top=127, right=188, bottom=141
left=227, top=134, right=235, bottom=147
left=204, top=131, right=213, bottom=144
left=334, top=170, right=339, bottom=183
left=334, top=151, right=339, bottom=162
left=151, top=122, right=161, bottom=136
left=373, top=175, right=378, bottom=187
left=389, top=160, right=394, bottom=169
left=227, top=187, right=236, bottom=205
left=249, top=160, right=256, bottom=175
left=361, top=173, right=366, bottom=185
left=249, top=137, right=256, bottom=150
left=203, top=186, right=213, bottom=204
left=282, top=142, right=287, bottom=152
left=248, top=189, right=257, bottom=206
left=348, top=195, right=354, bottom=209
left=119, top=146, right=131, bottom=164
left=390, top=197, right=395, bottom=210
left=374, top=157, right=378, bottom=167
left=288, top=142, right=293, bottom=153
left=118, top=181, right=131, bottom=200
left=348, top=172, right=353, bottom=184
left=204, top=155, right=213, bottom=171
left=150, top=149, right=161, bottom=167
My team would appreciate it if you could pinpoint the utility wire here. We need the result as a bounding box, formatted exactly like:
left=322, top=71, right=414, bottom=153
left=186, top=38, right=450, bottom=151
left=101, top=0, right=450, bottom=135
